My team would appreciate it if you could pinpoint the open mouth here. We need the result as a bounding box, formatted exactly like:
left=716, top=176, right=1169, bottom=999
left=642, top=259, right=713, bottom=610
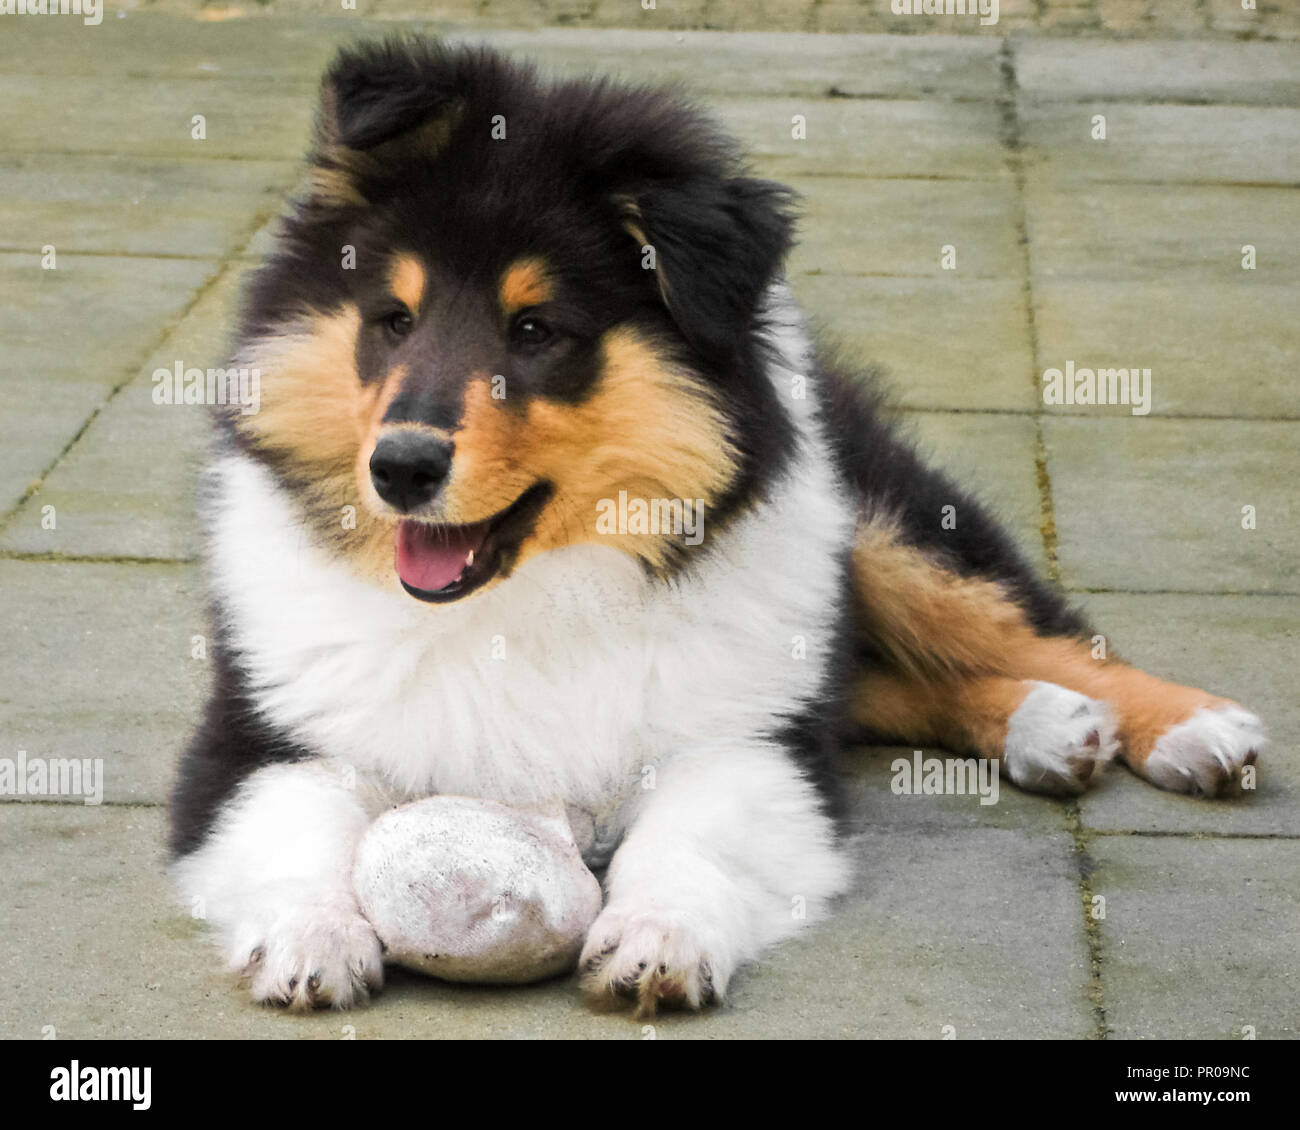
left=394, top=483, right=552, bottom=604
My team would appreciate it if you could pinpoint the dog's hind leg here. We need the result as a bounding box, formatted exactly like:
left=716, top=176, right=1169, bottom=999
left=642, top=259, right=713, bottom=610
left=851, top=668, right=1120, bottom=796
left=848, top=519, right=1265, bottom=797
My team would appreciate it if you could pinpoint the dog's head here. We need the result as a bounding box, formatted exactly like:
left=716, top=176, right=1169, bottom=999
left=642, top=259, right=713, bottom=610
left=229, top=37, right=798, bottom=603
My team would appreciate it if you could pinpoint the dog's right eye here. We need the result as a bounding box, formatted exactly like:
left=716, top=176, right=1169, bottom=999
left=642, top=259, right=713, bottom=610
left=385, top=310, right=414, bottom=338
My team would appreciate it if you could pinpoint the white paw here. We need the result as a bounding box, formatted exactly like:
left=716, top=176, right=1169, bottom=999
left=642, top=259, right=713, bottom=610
left=1143, top=705, right=1265, bottom=797
left=579, top=904, right=734, bottom=1016
left=1004, top=681, right=1120, bottom=795
left=229, top=896, right=384, bottom=1011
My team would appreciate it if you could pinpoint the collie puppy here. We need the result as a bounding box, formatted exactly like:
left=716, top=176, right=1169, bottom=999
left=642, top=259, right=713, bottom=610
left=170, top=38, right=1265, bottom=1014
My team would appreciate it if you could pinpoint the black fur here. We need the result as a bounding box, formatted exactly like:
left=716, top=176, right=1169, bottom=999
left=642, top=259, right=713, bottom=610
left=231, top=36, right=799, bottom=561
left=324, top=40, right=463, bottom=150
left=168, top=629, right=309, bottom=858
left=820, top=358, right=1090, bottom=642
left=768, top=549, right=859, bottom=830
left=174, top=36, right=1090, bottom=858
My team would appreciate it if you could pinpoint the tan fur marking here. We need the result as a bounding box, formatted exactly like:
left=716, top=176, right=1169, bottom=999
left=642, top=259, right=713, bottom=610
left=237, top=308, right=368, bottom=475
left=850, top=670, right=1034, bottom=760
left=613, top=195, right=668, bottom=304
left=389, top=255, right=426, bottom=315
left=235, top=308, right=404, bottom=585
left=851, top=517, right=1029, bottom=681
left=441, top=327, right=737, bottom=573
left=498, top=259, right=551, bottom=313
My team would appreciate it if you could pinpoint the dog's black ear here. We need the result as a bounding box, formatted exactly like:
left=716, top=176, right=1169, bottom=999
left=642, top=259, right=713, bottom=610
left=320, top=39, right=462, bottom=151
left=621, top=176, right=796, bottom=366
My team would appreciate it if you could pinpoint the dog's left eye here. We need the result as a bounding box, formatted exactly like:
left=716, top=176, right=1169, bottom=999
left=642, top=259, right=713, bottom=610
left=511, top=315, right=552, bottom=348
left=385, top=310, right=414, bottom=338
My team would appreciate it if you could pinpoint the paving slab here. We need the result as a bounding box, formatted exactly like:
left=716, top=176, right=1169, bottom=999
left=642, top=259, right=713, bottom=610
left=1073, top=593, right=1299, bottom=837
left=1, top=381, right=109, bottom=520
left=1024, top=180, right=1300, bottom=283
left=1038, top=3, right=1101, bottom=34
left=789, top=176, right=1025, bottom=278
left=1013, top=38, right=1300, bottom=106
left=1045, top=417, right=1298, bottom=595
left=0, top=253, right=218, bottom=383
left=842, top=743, right=1072, bottom=836
left=0, top=385, right=208, bottom=562
left=475, top=28, right=1007, bottom=99
left=0, top=153, right=298, bottom=258
left=718, top=97, right=1009, bottom=180
left=0, top=254, right=219, bottom=515
left=1020, top=103, right=1300, bottom=186
left=0, top=800, right=1093, bottom=1039
left=1088, top=836, right=1300, bottom=1039
left=793, top=275, right=1036, bottom=413
left=0, top=562, right=209, bottom=807
left=727, top=823, right=1095, bottom=1040
left=0, top=74, right=314, bottom=161
left=1033, top=280, right=1300, bottom=420
left=0, top=11, right=361, bottom=81
left=0, top=267, right=245, bottom=560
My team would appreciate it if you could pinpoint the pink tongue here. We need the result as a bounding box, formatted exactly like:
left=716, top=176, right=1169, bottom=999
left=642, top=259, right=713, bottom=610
left=396, top=521, right=487, bottom=592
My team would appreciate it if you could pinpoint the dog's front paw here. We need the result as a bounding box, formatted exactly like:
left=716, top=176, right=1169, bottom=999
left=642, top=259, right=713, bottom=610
left=230, top=897, right=384, bottom=1012
left=1140, top=705, right=1265, bottom=797
left=579, top=904, right=733, bottom=1017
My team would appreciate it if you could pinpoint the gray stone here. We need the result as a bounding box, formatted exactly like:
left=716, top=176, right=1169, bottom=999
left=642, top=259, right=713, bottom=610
left=1044, top=417, right=1299, bottom=594
left=718, top=96, right=1008, bottom=179
left=1024, top=180, right=1300, bottom=283
left=790, top=176, right=1025, bottom=278
left=1013, top=39, right=1300, bottom=107
left=1021, top=104, right=1300, bottom=187
left=0, top=561, right=209, bottom=807
left=0, top=253, right=219, bottom=515
left=0, top=74, right=314, bottom=161
left=0, top=265, right=247, bottom=560
left=0, top=154, right=298, bottom=258
left=792, top=275, right=1037, bottom=413
left=1089, top=835, right=1300, bottom=1039
left=1033, top=280, right=1300, bottom=420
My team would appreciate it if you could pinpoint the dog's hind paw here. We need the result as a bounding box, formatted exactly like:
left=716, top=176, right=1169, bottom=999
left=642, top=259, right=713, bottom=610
left=1003, top=681, right=1120, bottom=795
left=1140, top=705, right=1265, bottom=797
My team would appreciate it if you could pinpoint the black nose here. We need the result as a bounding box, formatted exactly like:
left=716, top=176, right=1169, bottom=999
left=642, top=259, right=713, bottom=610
left=369, top=431, right=453, bottom=512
